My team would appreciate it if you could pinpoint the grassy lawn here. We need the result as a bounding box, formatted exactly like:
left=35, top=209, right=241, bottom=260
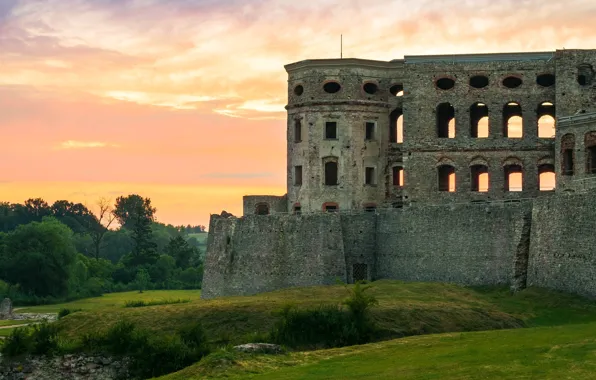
left=160, top=322, right=596, bottom=379
left=0, top=320, right=33, bottom=327
left=17, top=290, right=202, bottom=313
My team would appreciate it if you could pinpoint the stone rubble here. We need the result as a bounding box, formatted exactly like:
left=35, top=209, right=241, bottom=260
left=0, top=354, right=130, bottom=380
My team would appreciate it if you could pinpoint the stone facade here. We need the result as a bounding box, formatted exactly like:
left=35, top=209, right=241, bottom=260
left=203, top=49, right=596, bottom=300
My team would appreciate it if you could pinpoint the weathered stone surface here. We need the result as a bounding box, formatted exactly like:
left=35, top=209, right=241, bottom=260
left=204, top=49, right=596, bottom=300
left=0, top=354, right=130, bottom=380
left=234, top=343, right=283, bottom=354
left=0, top=299, right=12, bottom=319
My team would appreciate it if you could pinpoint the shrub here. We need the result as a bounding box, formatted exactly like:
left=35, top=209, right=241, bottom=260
left=270, top=283, right=379, bottom=349
left=31, top=322, right=60, bottom=355
left=58, top=308, right=82, bottom=319
left=2, top=327, right=33, bottom=357
left=270, top=304, right=361, bottom=348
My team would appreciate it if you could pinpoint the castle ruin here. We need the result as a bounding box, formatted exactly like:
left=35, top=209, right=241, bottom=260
left=202, top=49, right=596, bottom=300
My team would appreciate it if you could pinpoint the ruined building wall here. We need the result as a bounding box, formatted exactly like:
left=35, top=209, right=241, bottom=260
left=527, top=189, right=596, bottom=298
left=202, top=202, right=530, bottom=299
left=403, top=54, right=556, bottom=203
left=375, top=202, right=531, bottom=285
left=200, top=214, right=347, bottom=299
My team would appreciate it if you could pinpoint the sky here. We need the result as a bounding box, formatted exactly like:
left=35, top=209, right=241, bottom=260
left=1, top=0, right=595, bottom=227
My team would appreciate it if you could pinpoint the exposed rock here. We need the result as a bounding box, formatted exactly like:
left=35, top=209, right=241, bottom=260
left=233, top=343, right=283, bottom=354
left=0, top=299, right=13, bottom=320
left=10, top=313, right=57, bottom=322
left=0, top=354, right=130, bottom=380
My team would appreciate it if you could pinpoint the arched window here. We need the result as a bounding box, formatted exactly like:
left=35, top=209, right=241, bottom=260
left=437, top=103, right=455, bottom=138
left=438, top=165, right=456, bottom=192
left=293, top=203, right=301, bottom=215
left=255, top=203, right=270, bottom=215
left=561, top=133, right=575, bottom=176
left=585, top=131, right=596, bottom=175
left=503, top=158, right=523, bottom=192
left=389, top=108, right=403, bottom=143
left=470, top=164, right=489, bottom=192
left=323, top=157, right=338, bottom=185
left=537, top=102, right=555, bottom=138
left=503, top=102, right=523, bottom=138
left=470, top=103, right=489, bottom=138
left=538, top=162, right=555, bottom=191
left=392, top=166, right=404, bottom=187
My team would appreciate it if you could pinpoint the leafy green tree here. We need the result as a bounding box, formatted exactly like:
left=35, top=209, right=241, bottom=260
left=166, top=235, right=198, bottom=269
left=101, top=230, right=134, bottom=263
left=134, top=268, right=151, bottom=293
left=113, top=195, right=156, bottom=230
left=149, top=254, right=176, bottom=285
left=177, top=267, right=203, bottom=289
left=0, top=217, right=77, bottom=297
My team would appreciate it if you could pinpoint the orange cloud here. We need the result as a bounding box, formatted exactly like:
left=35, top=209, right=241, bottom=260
left=1, top=0, right=595, bottom=225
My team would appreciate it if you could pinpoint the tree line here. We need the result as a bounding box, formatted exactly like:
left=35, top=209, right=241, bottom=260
left=0, top=195, right=207, bottom=304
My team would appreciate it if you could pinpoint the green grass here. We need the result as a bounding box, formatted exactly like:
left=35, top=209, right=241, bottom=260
left=124, top=298, right=191, bottom=308
left=18, top=290, right=202, bottom=313
left=0, top=320, right=32, bottom=327
left=159, top=322, right=596, bottom=379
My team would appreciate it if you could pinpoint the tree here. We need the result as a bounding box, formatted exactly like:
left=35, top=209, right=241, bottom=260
left=113, top=195, right=156, bottom=230
left=166, top=235, right=198, bottom=269
left=134, top=268, right=151, bottom=293
left=116, top=195, right=158, bottom=267
left=88, top=198, right=116, bottom=260
left=0, top=217, right=77, bottom=297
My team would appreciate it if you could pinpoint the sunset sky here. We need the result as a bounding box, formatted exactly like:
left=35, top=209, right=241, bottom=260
left=1, top=0, right=596, bottom=227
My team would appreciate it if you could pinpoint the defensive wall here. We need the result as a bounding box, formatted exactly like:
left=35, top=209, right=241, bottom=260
left=202, top=199, right=535, bottom=299
left=202, top=187, right=596, bottom=299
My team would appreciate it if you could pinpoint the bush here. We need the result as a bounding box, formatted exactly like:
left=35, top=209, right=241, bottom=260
left=270, top=282, right=379, bottom=349
left=31, top=322, right=60, bottom=355
left=2, top=327, right=33, bottom=357
left=270, top=304, right=361, bottom=348
left=79, top=320, right=210, bottom=378
left=58, top=308, right=82, bottom=319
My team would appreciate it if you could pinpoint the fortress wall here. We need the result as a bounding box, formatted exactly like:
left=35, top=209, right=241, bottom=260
left=201, top=214, right=347, bottom=299
left=528, top=190, right=596, bottom=298
left=340, top=213, right=378, bottom=283
left=375, top=203, right=531, bottom=285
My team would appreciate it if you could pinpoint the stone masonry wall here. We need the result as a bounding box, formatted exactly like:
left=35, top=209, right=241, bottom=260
left=202, top=201, right=532, bottom=299
left=527, top=189, right=596, bottom=298
left=201, top=213, right=347, bottom=299
left=375, top=202, right=531, bottom=285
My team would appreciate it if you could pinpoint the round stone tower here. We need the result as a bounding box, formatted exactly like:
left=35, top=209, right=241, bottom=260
left=284, top=58, right=405, bottom=213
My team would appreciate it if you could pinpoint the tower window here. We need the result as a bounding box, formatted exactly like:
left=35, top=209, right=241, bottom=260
left=294, top=120, right=302, bottom=143
left=438, top=165, right=456, bottom=192
left=392, top=166, right=403, bottom=187
left=294, top=166, right=303, bottom=186
left=365, top=167, right=376, bottom=185
left=324, top=161, right=338, bottom=185
left=325, top=122, right=337, bottom=139
left=365, top=122, right=375, bottom=140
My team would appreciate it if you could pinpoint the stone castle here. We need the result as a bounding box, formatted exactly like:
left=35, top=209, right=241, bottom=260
left=202, top=49, right=596, bottom=300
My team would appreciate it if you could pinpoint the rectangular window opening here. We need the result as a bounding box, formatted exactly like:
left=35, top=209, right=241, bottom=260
left=365, top=167, right=376, bottom=185
left=563, top=149, right=574, bottom=176
left=294, top=120, right=302, bottom=143
left=294, top=166, right=303, bottom=186
left=588, top=147, right=596, bottom=174
left=365, top=122, right=375, bottom=141
left=325, top=122, right=337, bottom=139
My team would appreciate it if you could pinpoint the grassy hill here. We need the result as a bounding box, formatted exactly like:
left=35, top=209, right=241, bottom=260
left=159, top=322, right=596, bottom=379
left=17, top=281, right=596, bottom=379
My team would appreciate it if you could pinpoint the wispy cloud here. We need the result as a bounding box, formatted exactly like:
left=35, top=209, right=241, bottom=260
left=58, top=140, right=119, bottom=149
